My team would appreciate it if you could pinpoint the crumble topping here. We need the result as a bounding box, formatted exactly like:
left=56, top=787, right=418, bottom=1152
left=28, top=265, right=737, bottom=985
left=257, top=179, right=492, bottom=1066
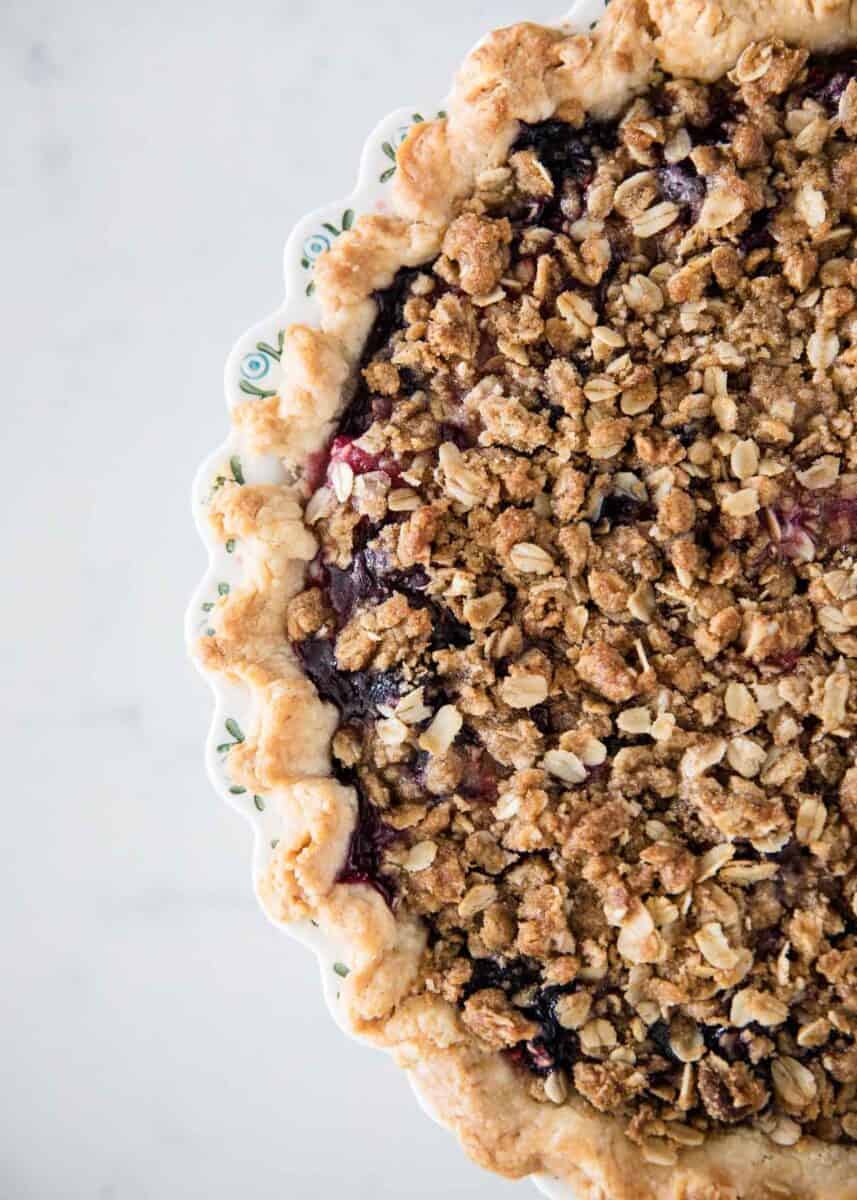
left=288, top=41, right=857, bottom=1162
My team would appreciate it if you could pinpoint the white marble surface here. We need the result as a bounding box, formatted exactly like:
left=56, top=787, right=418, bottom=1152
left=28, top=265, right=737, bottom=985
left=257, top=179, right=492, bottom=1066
left=1, top=2, right=570, bottom=1197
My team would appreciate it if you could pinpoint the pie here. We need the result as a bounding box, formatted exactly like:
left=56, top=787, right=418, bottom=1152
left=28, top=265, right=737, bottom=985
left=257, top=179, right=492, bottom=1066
left=196, top=2, right=857, bottom=1196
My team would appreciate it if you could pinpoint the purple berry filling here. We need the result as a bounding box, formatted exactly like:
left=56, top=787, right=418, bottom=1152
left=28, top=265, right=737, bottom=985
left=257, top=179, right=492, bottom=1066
left=803, top=54, right=857, bottom=110
left=337, top=267, right=424, bottom=438
left=599, top=491, right=654, bottom=527
left=511, top=119, right=596, bottom=183
left=702, top=1025, right=750, bottom=1066
left=326, top=551, right=390, bottom=622
left=464, top=960, right=585, bottom=1075
left=296, top=637, right=402, bottom=721
left=510, top=119, right=621, bottom=230
left=770, top=488, right=857, bottom=562
left=457, top=745, right=501, bottom=802
left=336, top=776, right=398, bottom=905
left=738, top=208, right=775, bottom=254
left=658, top=163, right=706, bottom=221
left=430, top=605, right=472, bottom=652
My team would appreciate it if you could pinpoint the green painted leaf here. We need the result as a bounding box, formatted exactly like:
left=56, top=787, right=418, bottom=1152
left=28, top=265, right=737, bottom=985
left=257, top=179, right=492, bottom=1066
left=229, top=785, right=246, bottom=795
left=382, top=141, right=397, bottom=161
left=217, top=582, right=230, bottom=596
left=342, top=209, right=354, bottom=230
left=412, top=113, right=424, bottom=123
left=300, top=257, right=310, bottom=269
left=216, top=742, right=233, bottom=754
left=225, top=539, right=236, bottom=554
left=437, top=109, right=447, bottom=119
left=239, top=379, right=276, bottom=399
left=380, top=166, right=396, bottom=183
left=306, top=280, right=316, bottom=297
left=333, top=962, right=350, bottom=978
left=322, top=221, right=340, bottom=236
left=277, top=330, right=285, bottom=353
left=271, top=838, right=280, bottom=849
left=230, top=455, right=245, bottom=484
left=224, top=718, right=245, bottom=743
left=253, top=795, right=265, bottom=812
left=201, top=602, right=214, bottom=612
left=255, top=340, right=281, bottom=361
left=205, top=628, right=215, bottom=637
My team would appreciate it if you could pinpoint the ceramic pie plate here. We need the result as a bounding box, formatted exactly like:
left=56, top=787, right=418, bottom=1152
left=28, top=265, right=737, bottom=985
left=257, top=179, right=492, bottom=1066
left=187, top=5, right=606, bottom=1196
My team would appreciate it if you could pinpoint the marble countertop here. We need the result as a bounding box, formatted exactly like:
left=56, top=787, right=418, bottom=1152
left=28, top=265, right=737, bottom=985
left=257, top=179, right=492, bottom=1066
left=3, top=1, right=566, bottom=1197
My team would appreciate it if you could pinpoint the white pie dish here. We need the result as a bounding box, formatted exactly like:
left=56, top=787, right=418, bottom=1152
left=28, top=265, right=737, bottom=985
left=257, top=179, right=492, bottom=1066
left=186, top=4, right=607, bottom=1195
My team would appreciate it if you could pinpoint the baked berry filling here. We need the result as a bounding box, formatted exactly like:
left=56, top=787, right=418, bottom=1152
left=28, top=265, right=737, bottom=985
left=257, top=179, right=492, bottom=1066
left=336, top=772, right=398, bottom=905
left=286, top=41, right=857, bottom=1151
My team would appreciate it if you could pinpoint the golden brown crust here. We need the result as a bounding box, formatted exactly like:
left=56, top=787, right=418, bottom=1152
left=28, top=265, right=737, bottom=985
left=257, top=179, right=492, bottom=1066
left=651, top=0, right=856, bottom=82
left=259, top=778, right=357, bottom=921
left=395, top=1, right=857, bottom=227
left=198, top=3, right=857, bottom=1194
left=406, top=1040, right=857, bottom=1199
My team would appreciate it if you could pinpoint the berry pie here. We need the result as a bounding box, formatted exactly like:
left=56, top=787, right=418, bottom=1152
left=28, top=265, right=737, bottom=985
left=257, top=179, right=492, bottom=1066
left=198, top=3, right=857, bottom=1195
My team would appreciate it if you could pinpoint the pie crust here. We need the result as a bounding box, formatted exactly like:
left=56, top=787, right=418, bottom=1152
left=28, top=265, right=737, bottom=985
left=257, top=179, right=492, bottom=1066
left=197, top=3, right=857, bottom=1196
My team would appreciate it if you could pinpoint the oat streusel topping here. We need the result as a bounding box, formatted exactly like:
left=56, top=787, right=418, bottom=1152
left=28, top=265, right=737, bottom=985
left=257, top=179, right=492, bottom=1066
left=289, top=41, right=857, bottom=1163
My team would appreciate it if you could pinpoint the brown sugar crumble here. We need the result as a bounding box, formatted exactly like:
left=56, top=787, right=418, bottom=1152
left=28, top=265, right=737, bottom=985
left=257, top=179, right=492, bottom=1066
left=288, top=40, right=857, bottom=1163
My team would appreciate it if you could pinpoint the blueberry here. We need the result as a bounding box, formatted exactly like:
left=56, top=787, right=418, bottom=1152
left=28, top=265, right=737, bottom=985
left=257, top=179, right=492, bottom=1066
left=703, top=1025, right=748, bottom=1064
left=335, top=772, right=398, bottom=906
left=371, top=268, right=422, bottom=352
left=336, top=266, right=423, bottom=437
left=337, top=388, right=374, bottom=439
left=511, top=120, right=595, bottom=182
left=803, top=55, right=857, bottom=110
left=371, top=395, right=393, bottom=423
left=439, top=421, right=476, bottom=451
left=465, top=964, right=582, bottom=1076
left=296, top=638, right=401, bottom=721
left=752, top=927, right=783, bottom=960
left=326, top=552, right=389, bottom=622
left=529, top=703, right=553, bottom=736
left=526, top=986, right=582, bottom=1071
left=394, top=564, right=430, bottom=594
left=658, top=164, right=706, bottom=221
left=520, top=198, right=549, bottom=225
left=599, top=492, right=653, bottom=526
left=464, top=955, right=538, bottom=997
left=739, top=209, right=775, bottom=254
left=458, top=746, right=500, bottom=802
left=430, top=605, right=472, bottom=651
left=508, top=120, right=607, bottom=231
left=674, top=423, right=701, bottom=448
left=815, top=70, right=851, bottom=109
left=692, top=92, right=741, bottom=146
left=649, top=1020, right=678, bottom=1061
left=522, top=1038, right=556, bottom=1073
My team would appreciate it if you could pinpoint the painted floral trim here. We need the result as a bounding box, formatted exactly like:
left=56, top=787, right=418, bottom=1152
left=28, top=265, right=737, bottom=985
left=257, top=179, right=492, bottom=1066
left=229, top=784, right=265, bottom=812
left=299, top=111, right=447, bottom=296
left=217, top=717, right=245, bottom=755
left=211, top=455, right=246, bottom=496
left=301, top=209, right=355, bottom=296
left=379, top=110, right=446, bottom=182
left=239, top=334, right=284, bottom=399
left=213, top=719, right=267, bottom=811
